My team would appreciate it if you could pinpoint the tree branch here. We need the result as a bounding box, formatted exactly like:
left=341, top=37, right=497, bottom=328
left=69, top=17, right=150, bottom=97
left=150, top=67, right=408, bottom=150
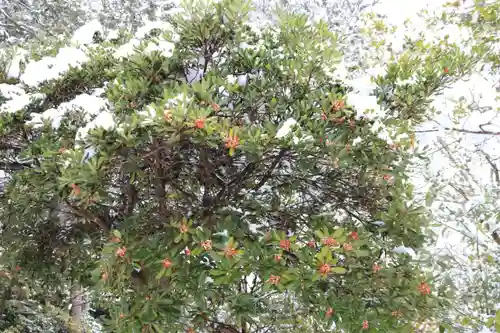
left=253, top=149, right=288, bottom=191
left=416, top=126, right=500, bottom=135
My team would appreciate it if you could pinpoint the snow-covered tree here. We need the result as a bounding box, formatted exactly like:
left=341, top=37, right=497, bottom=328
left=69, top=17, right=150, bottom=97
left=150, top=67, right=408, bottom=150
left=0, top=0, right=456, bottom=331
left=415, top=1, right=500, bottom=331
left=358, top=0, right=500, bottom=331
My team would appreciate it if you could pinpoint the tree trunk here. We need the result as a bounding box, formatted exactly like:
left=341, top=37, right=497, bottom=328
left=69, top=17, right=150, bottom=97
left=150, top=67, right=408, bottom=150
left=69, top=282, right=86, bottom=332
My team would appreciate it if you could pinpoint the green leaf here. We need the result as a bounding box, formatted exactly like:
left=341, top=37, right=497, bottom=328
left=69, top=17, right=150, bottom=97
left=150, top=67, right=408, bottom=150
left=355, top=250, right=370, bottom=257
left=332, top=228, right=344, bottom=239
left=152, top=324, right=165, bottom=333
left=155, top=268, right=166, bottom=280
left=331, top=267, right=347, bottom=274
left=112, top=229, right=122, bottom=239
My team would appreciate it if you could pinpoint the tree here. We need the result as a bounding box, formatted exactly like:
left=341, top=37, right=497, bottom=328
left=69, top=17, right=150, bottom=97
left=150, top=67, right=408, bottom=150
left=0, top=0, right=452, bottom=332
left=360, top=0, right=500, bottom=331
left=414, top=1, right=500, bottom=331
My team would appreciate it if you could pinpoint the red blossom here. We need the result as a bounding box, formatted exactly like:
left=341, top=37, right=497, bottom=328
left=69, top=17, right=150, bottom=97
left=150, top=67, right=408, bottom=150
left=418, top=281, right=431, bottom=295
left=343, top=243, right=353, bottom=251
left=323, top=237, right=337, bottom=247
left=201, top=240, right=212, bottom=251
left=326, top=307, right=334, bottom=317
left=349, top=231, right=359, bottom=240
left=321, top=113, right=328, bottom=120
left=332, top=100, right=345, bottom=111
left=373, top=264, right=382, bottom=273
left=179, top=224, right=188, bottom=233
left=443, top=67, right=449, bottom=73
left=362, top=320, right=369, bottom=329
left=116, top=247, right=127, bottom=257
left=195, top=118, right=206, bottom=129
left=319, top=264, right=331, bottom=276
left=163, top=258, right=172, bottom=269
left=211, top=103, right=220, bottom=111
left=268, top=275, right=281, bottom=284
left=184, top=248, right=191, bottom=256
left=225, top=135, right=240, bottom=149
left=307, top=240, right=316, bottom=248
left=279, top=239, right=291, bottom=251
left=274, top=254, right=281, bottom=262
left=383, top=174, right=392, bottom=181
left=224, top=246, right=237, bottom=258
left=15, top=266, right=21, bottom=272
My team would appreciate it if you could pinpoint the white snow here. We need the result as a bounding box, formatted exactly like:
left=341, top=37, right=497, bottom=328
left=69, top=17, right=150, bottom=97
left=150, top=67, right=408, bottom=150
left=6, top=49, right=27, bottom=79
left=106, top=29, right=120, bottom=41
left=237, top=74, right=248, bottom=86
left=352, top=137, right=363, bottom=146
left=276, top=118, right=297, bottom=138
left=0, top=84, right=45, bottom=114
left=114, top=38, right=141, bottom=58
left=393, top=245, right=416, bottom=257
left=135, top=21, right=174, bottom=39
left=20, top=47, right=89, bottom=87
left=0, top=84, right=26, bottom=100
left=71, top=20, right=104, bottom=45
left=26, top=93, right=111, bottom=133
left=371, top=220, right=386, bottom=226
left=75, top=110, right=115, bottom=142
left=144, top=40, right=175, bottom=57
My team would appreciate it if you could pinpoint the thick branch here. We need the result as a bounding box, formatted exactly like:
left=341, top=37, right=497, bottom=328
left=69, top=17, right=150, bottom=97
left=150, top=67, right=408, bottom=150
left=253, top=149, right=288, bottom=191
left=64, top=199, right=110, bottom=232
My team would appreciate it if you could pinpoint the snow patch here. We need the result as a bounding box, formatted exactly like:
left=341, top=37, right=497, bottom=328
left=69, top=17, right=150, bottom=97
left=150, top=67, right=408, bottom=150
left=144, top=40, right=175, bottom=57
left=75, top=111, right=115, bottom=142
left=393, top=245, right=416, bottom=257
left=114, top=38, right=141, bottom=58
left=276, top=118, right=297, bottom=139
left=71, top=20, right=104, bottom=46
left=136, top=21, right=175, bottom=39
left=6, top=49, right=27, bottom=79
left=0, top=84, right=45, bottom=114
left=27, top=93, right=110, bottom=132
left=20, top=47, right=89, bottom=87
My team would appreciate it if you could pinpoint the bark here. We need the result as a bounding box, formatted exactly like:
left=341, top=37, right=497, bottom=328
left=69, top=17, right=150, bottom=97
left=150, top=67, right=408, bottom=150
left=69, top=282, right=86, bottom=333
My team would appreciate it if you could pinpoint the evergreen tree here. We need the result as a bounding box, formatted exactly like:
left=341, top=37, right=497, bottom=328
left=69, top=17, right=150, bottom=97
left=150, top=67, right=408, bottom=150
left=0, top=0, right=453, bottom=331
